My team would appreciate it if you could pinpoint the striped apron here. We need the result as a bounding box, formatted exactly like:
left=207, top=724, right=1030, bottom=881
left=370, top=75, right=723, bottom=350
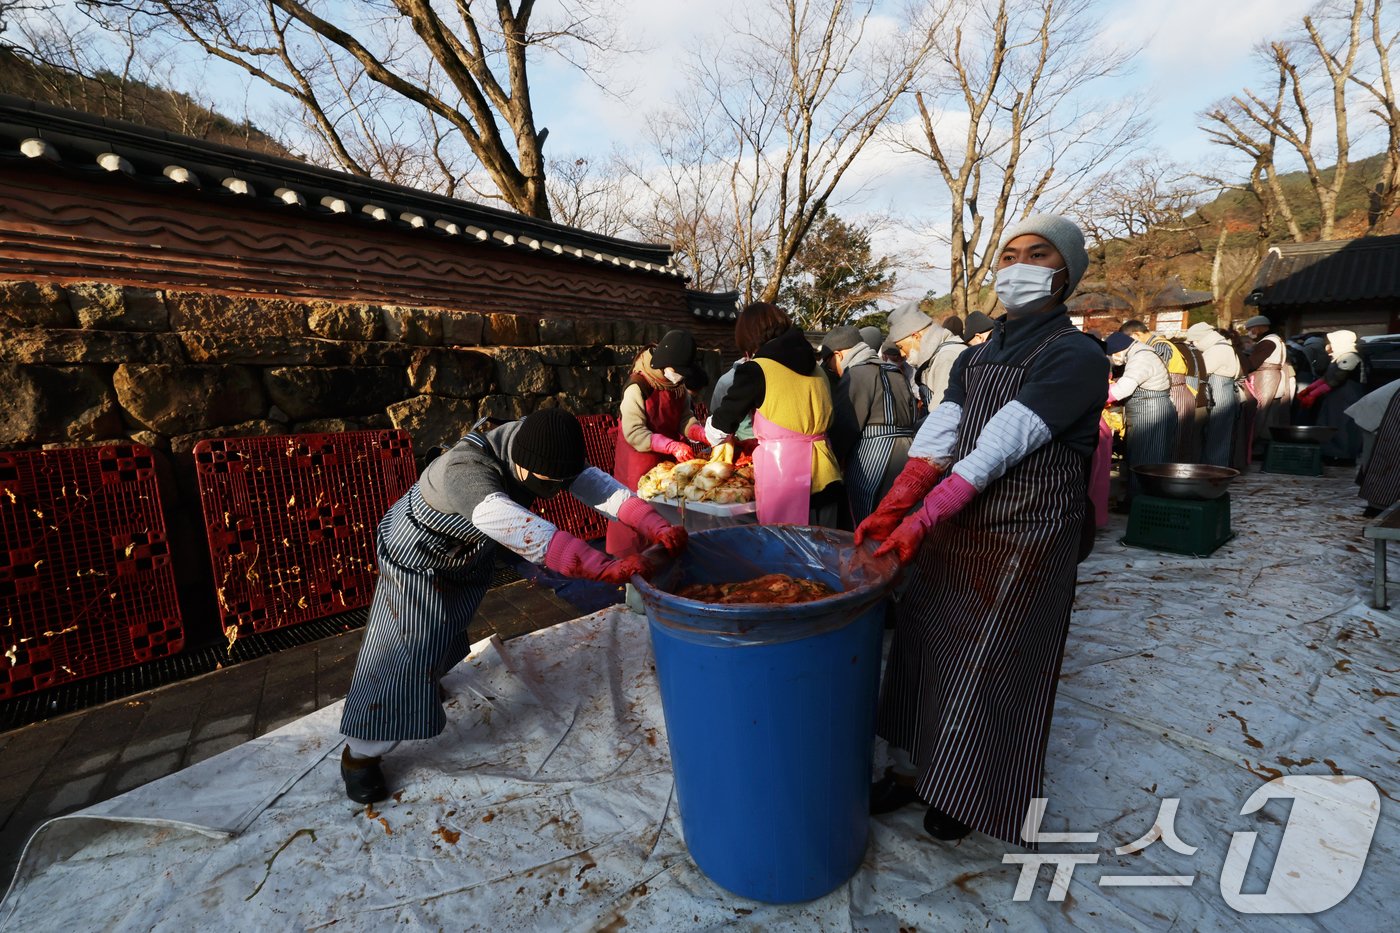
left=1123, top=388, right=1177, bottom=499
left=846, top=363, right=915, bottom=524
left=1360, top=389, right=1400, bottom=509
left=1202, top=375, right=1239, bottom=468
left=340, top=439, right=497, bottom=742
left=878, top=325, right=1088, bottom=847
left=1168, top=374, right=1199, bottom=463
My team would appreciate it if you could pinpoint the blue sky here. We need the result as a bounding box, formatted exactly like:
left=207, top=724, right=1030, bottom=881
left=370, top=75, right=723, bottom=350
left=517, top=0, right=1334, bottom=295
left=526, top=0, right=1321, bottom=170
left=19, top=0, right=1363, bottom=297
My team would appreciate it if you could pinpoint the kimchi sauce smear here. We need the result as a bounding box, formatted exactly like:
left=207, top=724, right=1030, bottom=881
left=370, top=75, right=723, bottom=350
left=675, top=573, right=837, bottom=605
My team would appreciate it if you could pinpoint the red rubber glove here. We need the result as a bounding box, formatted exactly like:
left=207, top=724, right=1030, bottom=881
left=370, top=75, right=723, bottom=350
left=650, top=435, right=695, bottom=461
left=653, top=524, right=688, bottom=557
left=544, top=531, right=650, bottom=583
left=874, top=473, right=979, bottom=564
left=617, top=496, right=688, bottom=557
left=685, top=422, right=708, bottom=444
left=854, top=457, right=944, bottom=547
left=1297, top=380, right=1332, bottom=409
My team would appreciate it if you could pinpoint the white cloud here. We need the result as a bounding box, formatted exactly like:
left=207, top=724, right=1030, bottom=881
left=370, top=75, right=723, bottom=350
left=1100, top=0, right=1316, bottom=73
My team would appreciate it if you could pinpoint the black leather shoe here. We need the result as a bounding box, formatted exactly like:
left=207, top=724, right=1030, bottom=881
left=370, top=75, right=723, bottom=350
left=923, top=804, right=972, bottom=841
left=870, top=774, right=922, bottom=815
left=341, top=746, right=389, bottom=804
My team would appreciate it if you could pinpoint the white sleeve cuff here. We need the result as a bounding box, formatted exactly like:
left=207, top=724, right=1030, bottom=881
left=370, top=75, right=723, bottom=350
left=949, top=400, right=1053, bottom=490
left=567, top=466, right=632, bottom=519
left=703, top=417, right=729, bottom=446
left=908, top=401, right=962, bottom=461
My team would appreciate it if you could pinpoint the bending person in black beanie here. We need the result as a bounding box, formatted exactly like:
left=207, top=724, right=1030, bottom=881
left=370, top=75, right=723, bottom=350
left=338, top=409, right=687, bottom=803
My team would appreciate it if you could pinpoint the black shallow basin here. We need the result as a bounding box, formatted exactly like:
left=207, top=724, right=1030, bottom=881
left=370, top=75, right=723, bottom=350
left=1131, top=463, right=1239, bottom=500
left=1270, top=425, right=1337, bottom=445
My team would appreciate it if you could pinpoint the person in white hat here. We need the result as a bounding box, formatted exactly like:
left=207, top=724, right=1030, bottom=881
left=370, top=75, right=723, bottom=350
left=886, top=301, right=967, bottom=414
left=1186, top=322, right=1242, bottom=467
left=1297, top=329, right=1368, bottom=463
left=856, top=213, right=1107, bottom=846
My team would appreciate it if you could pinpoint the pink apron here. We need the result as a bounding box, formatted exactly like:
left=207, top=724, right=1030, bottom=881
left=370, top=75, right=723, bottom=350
left=752, top=411, right=824, bottom=525
left=1088, top=416, right=1112, bottom=528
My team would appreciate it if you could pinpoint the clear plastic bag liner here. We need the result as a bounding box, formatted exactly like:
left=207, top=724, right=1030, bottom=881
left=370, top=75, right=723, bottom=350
left=633, top=525, right=900, bottom=646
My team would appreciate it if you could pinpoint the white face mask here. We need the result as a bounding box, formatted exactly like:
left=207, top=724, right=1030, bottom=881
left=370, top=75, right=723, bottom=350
left=662, top=368, right=684, bottom=385
left=995, top=263, right=1064, bottom=317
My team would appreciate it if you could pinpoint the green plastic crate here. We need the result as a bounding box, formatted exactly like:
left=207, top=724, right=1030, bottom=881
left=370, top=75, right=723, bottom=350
left=1264, top=441, right=1323, bottom=476
left=1121, top=494, right=1233, bottom=557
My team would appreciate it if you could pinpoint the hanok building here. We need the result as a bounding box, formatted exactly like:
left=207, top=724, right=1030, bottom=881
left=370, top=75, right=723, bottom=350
left=1068, top=276, right=1212, bottom=337
left=1245, top=234, right=1400, bottom=336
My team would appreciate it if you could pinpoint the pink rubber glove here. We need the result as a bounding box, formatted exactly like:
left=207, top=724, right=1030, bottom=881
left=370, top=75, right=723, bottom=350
left=544, top=531, right=650, bottom=583
left=618, top=496, right=688, bottom=557
left=650, top=434, right=695, bottom=462
left=685, top=423, right=708, bottom=444
left=874, top=473, right=978, bottom=564
left=1297, top=380, right=1331, bottom=409
left=854, top=458, right=943, bottom=547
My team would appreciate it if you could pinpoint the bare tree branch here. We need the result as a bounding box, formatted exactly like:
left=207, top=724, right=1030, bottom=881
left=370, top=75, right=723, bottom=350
left=895, top=0, right=1149, bottom=315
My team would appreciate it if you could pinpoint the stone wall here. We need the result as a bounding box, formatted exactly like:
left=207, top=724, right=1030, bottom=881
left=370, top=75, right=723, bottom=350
left=1, top=280, right=723, bottom=457
left=0, top=279, right=723, bottom=641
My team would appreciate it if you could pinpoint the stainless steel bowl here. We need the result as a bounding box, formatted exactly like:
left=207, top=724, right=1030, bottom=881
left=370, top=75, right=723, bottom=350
left=1270, top=425, right=1338, bottom=445
left=1131, top=463, right=1240, bottom=500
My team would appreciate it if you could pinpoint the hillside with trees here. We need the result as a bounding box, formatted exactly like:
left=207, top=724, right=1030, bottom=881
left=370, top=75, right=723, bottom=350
left=0, top=49, right=289, bottom=156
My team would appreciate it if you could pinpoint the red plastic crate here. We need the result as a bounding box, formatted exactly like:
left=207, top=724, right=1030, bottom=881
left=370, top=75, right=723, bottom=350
left=0, top=444, right=184, bottom=700
left=194, top=430, right=416, bottom=641
left=532, top=414, right=619, bottom=541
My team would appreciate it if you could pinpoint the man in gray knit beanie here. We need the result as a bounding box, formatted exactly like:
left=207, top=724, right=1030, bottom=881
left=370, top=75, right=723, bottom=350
left=858, top=209, right=1108, bottom=845
left=990, top=213, right=1089, bottom=321
left=998, top=213, right=1089, bottom=295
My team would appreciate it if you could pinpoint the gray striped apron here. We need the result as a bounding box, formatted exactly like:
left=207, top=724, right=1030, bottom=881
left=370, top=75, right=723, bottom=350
left=878, top=324, right=1088, bottom=847
left=1202, top=374, right=1239, bottom=468
left=1123, top=387, right=1177, bottom=498
left=340, top=435, right=497, bottom=742
left=1168, top=374, right=1199, bottom=463
left=847, top=363, right=915, bottom=524
left=1360, top=387, right=1400, bottom=509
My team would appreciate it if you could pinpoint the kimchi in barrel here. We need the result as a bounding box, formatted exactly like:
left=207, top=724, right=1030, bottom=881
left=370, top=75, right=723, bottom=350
left=631, top=525, right=899, bottom=903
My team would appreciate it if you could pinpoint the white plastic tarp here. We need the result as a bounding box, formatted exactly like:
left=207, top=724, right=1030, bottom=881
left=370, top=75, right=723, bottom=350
left=1, top=470, right=1396, bottom=930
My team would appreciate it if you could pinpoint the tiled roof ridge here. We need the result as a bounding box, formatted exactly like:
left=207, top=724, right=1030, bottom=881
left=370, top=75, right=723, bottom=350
left=1266, top=233, right=1400, bottom=256
left=0, top=93, right=684, bottom=278
left=1247, top=232, right=1400, bottom=307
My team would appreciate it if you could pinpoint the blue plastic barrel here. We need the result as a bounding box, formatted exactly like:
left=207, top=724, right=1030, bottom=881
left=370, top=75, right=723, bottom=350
left=632, top=526, right=898, bottom=904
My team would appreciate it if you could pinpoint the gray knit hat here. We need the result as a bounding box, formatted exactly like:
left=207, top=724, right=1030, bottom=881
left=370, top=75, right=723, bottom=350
left=998, top=213, right=1089, bottom=296
left=1244, top=315, right=1271, bottom=330
left=859, top=325, right=883, bottom=350
left=886, top=300, right=936, bottom=344
left=821, top=325, right=862, bottom=353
